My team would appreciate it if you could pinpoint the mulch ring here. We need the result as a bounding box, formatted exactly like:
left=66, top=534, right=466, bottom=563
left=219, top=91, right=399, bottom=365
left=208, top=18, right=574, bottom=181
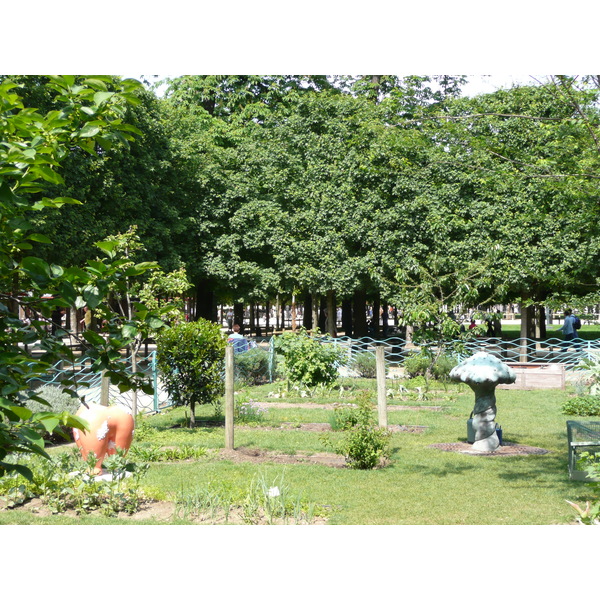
left=429, top=442, right=550, bottom=456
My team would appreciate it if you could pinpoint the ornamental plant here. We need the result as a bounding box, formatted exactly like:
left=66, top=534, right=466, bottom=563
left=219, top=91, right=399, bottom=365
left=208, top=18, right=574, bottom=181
left=274, top=328, right=345, bottom=389
left=322, top=393, right=391, bottom=469
left=156, top=319, right=226, bottom=427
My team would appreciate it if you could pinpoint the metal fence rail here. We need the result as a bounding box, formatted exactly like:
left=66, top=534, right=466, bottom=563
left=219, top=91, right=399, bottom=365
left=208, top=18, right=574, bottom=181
left=28, top=351, right=173, bottom=415
left=29, top=336, right=600, bottom=411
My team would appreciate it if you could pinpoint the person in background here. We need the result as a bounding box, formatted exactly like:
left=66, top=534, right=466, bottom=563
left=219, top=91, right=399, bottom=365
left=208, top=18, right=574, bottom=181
left=227, top=323, right=249, bottom=353
left=51, top=307, right=65, bottom=336
left=80, top=306, right=92, bottom=331
left=557, top=309, right=578, bottom=351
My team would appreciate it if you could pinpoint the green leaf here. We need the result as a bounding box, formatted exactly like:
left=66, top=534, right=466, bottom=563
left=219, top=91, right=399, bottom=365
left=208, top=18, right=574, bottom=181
left=95, top=240, right=118, bottom=257
left=21, top=256, right=52, bottom=284
left=27, top=233, right=52, bottom=244
left=122, top=324, right=138, bottom=338
left=82, top=285, right=102, bottom=308
left=82, top=330, right=105, bottom=345
left=79, top=123, right=101, bottom=138
left=1, top=462, right=34, bottom=481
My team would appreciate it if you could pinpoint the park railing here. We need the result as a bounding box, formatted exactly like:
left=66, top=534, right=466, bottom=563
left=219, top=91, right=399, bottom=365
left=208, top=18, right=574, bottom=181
left=318, top=335, right=600, bottom=378
left=28, top=351, right=173, bottom=415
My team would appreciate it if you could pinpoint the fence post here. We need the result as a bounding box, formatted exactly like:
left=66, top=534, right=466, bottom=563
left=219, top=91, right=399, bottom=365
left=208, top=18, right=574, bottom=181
left=100, top=370, right=110, bottom=406
left=376, top=346, right=388, bottom=428
left=225, top=345, right=235, bottom=450
left=152, top=352, right=158, bottom=412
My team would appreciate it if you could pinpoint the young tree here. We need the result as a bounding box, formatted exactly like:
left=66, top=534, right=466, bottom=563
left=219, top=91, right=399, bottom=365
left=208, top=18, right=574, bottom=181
left=156, top=319, right=226, bottom=427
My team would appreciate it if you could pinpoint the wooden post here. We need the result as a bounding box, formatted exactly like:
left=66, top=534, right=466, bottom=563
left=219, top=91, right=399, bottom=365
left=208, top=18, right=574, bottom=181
left=100, top=370, right=110, bottom=406
left=225, top=345, right=235, bottom=450
left=376, top=346, right=387, bottom=428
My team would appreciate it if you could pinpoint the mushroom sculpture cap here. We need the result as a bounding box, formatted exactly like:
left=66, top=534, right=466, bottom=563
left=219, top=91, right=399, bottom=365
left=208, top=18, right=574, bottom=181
left=449, top=351, right=516, bottom=386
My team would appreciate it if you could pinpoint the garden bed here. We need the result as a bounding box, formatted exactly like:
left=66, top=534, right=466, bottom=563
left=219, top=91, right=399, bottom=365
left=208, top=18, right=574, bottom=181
left=429, top=442, right=550, bottom=456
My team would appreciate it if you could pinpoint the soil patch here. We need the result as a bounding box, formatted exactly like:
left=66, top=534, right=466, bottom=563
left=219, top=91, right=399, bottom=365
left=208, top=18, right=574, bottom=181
left=216, top=447, right=348, bottom=468
left=429, top=441, right=550, bottom=456
left=3, top=496, right=176, bottom=522
left=237, top=422, right=427, bottom=433
left=256, top=401, right=442, bottom=411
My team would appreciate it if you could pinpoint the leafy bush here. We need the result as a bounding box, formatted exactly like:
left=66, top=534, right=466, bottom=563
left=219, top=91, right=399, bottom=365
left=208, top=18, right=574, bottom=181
left=432, top=353, right=459, bottom=380
left=25, top=385, right=82, bottom=414
left=352, top=352, right=378, bottom=378
left=328, top=403, right=361, bottom=431
left=403, top=351, right=431, bottom=378
left=566, top=452, right=600, bottom=525
left=156, top=318, right=226, bottom=426
left=322, top=394, right=391, bottom=469
left=235, top=347, right=270, bottom=385
left=561, top=396, right=600, bottom=416
left=274, top=329, right=345, bottom=388
left=403, top=349, right=458, bottom=381
left=24, top=386, right=83, bottom=443
left=129, top=444, right=207, bottom=462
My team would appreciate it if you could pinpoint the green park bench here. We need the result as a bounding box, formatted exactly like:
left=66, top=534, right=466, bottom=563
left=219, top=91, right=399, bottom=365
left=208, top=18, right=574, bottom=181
left=567, top=420, right=600, bottom=481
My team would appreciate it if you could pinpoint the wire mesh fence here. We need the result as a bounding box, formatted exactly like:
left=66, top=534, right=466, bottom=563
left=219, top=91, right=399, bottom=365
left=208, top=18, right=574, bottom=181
left=28, top=335, right=600, bottom=416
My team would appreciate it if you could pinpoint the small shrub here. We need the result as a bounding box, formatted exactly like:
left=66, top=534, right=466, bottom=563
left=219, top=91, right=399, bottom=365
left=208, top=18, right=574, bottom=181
left=432, top=353, right=459, bottom=380
left=322, top=393, right=391, bottom=469
left=403, top=351, right=431, bottom=378
left=25, top=385, right=81, bottom=414
left=352, top=352, right=378, bottom=379
left=274, top=328, right=345, bottom=388
left=235, top=347, right=270, bottom=385
left=561, top=396, right=600, bottom=416
left=328, top=403, right=360, bottom=431
left=156, top=318, right=226, bottom=427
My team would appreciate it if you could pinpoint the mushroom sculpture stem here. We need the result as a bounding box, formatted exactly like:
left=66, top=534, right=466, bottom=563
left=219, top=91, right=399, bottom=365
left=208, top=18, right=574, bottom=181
left=450, top=352, right=516, bottom=452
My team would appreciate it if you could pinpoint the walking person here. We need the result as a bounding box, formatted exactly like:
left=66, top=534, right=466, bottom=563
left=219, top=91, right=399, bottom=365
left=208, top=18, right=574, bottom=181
left=557, top=309, right=579, bottom=352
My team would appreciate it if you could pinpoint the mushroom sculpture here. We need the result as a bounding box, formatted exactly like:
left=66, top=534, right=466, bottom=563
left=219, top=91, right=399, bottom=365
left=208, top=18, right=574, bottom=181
left=449, top=352, right=516, bottom=452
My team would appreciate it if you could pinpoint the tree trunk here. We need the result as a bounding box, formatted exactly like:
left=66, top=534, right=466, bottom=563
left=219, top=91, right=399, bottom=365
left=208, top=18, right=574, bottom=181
left=291, top=294, right=297, bottom=332
left=519, top=304, right=535, bottom=362
left=353, top=289, right=368, bottom=338
left=326, top=290, right=336, bottom=337
left=303, top=293, right=313, bottom=329
left=318, top=296, right=327, bottom=332
left=234, top=303, right=244, bottom=332
left=195, top=279, right=217, bottom=322
left=372, top=294, right=381, bottom=336
left=538, top=305, right=547, bottom=338
left=265, top=300, right=271, bottom=333
left=312, top=294, right=320, bottom=332
left=341, top=298, right=353, bottom=337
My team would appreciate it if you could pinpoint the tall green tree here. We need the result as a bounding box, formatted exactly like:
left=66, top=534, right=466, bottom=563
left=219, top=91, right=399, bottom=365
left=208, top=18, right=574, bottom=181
left=0, top=76, right=167, bottom=478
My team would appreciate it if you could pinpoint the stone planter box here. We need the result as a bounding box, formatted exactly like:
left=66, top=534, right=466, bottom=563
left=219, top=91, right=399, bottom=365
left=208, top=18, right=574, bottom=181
left=496, top=363, right=565, bottom=390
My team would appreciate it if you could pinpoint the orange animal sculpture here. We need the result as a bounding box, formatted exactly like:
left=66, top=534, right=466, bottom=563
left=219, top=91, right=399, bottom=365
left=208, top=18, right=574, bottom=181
left=73, top=404, right=135, bottom=474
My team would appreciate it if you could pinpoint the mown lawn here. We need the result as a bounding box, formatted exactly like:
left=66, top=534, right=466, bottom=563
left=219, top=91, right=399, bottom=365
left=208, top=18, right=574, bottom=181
left=1, top=375, right=594, bottom=526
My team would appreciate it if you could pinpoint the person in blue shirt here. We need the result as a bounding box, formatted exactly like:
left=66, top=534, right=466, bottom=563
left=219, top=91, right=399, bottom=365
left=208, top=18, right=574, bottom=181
left=558, top=309, right=579, bottom=351
left=227, top=323, right=249, bottom=353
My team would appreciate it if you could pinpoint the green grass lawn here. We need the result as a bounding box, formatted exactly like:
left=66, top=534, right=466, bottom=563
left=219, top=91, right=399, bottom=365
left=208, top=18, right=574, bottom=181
left=501, top=323, right=600, bottom=340
left=1, top=374, right=595, bottom=526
